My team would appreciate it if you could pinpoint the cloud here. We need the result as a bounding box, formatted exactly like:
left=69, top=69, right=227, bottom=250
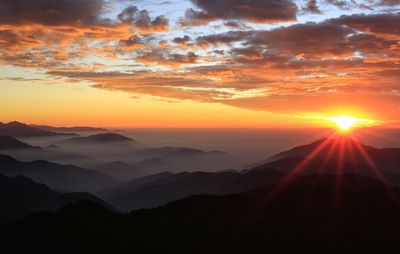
left=326, top=0, right=350, bottom=9
left=46, top=12, right=400, bottom=119
left=324, top=0, right=400, bottom=10
left=331, top=13, right=400, bottom=38
left=197, top=22, right=356, bottom=58
left=118, top=36, right=147, bottom=49
left=303, top=0, right=322, bottom=14
left=0, top=2, right=169, bottom=69
left=117, top=6, right=169, bottom=33
left=137, top=49, right=199, bottom=67
left=1, top=1, right=400, bottom=122
left=0, top=0, right=107, bottom=26
left=173, top=35, right=191, bottom=45
left=378, top=0, right=400, bottom=6
left=181, top=0, right=297, bottom=26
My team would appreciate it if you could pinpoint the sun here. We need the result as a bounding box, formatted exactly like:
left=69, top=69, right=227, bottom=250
left=336, top=116, right=356, bottom=130
left=330, top=116, right=358, bottom=132
left=323, top=114, right=379, bottom=132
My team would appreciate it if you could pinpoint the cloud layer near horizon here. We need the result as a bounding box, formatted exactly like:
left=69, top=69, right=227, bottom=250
left=1, top=0, right=400, bottom=122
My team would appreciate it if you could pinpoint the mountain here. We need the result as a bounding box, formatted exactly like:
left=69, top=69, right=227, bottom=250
left=92, top=161, right=147, bottom=181
left=98, top=165, right=284, bottom=211
left=1, top=147, right=99, bottom=168
left=0, top=136, right=99, bottom=167
left=82, top=145, right=238, bottom=178
left=61, top=133, right=134, bottom=144
left=0, top=121, right=76, bottom=137
left=0, top=154, right=120, bottom=192
left=3, top=173, right=400, bottom=253
left=45, top=144, right=59, bottom=149
left=0, top=135, right=39, bottom=150
left=98, top=137, right=400, bottom=211
left=98, top=171, right=238, bottom=211
left=31, top=124, right=108, bottom=132
left=133, top=146, right=227, bottom=159
left=266, top=136, right=400, bottom=172
left=131, top=157, right=170, bottom=173
left=0, top=174, right=111, bottom=223
left=127, top=147, right=239, bottom=173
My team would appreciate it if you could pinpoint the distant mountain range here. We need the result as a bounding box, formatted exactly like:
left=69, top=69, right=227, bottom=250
left=0, top=136, right=98, bottom=167
left=0, top=121, right=76, bottom=137
left=60, top=133, right=134, bottom=144
left=92, top=161, right=148, bottom=180
left=98, top=137, right=400, bottom=211
left=93, top=147, right=239, bottom=180
left=3, top=173, right=400, bottom=253
left=0, top=130, right=238, bottom=177
left=31, top=124, right=108, bottom=132
left=0, top=135, right=40, bottom=150
left=0, top=154, right=119, bottom=192
left=98, top=166, right=284, bottom=211
left=1, top=136, right=400, bottom=253
left=0, top=174, right=110, bottom=223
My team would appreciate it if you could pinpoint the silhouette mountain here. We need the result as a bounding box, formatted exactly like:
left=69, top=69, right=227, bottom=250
left=99, top=137, right=400, bottom=211
left=45, top=144, right=59, bottom=149
left=0, top=135, right=39, bottom=150
left=266, top=136, right=400, bottom=172
left=92, top=161, right=147, bottom=181
left=0, top=121, right=76, bottom=137
left=129, top=147, right=238, bottom=172
left=0, top=136, right=99, bottom=168
left=133, top=146, right=226, bottom=159
left=98, top=165, right=284, bottom=211
left=0, top=174, right=110, bottom=223
left=31, top=124, right=108, bottom=132
left=61, top=133, right=134, bottom=144
left=3, top=173, right=400, bottom=253
left=90, top=146, right=239, bottom=180
left=0, top=154, right=120, bottom=192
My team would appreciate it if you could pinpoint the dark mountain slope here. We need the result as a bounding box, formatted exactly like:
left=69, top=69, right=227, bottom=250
left=91, top=147, right=239, bottom=180
left=2, top=173, right=400, bottom=254
left=98, top=165, right=285, bottom=211
left=92, top=161, right=146, bottom=180
left=0, top=154, right=119, bottom=192
left=0, top=135, right=98, bottom=167
left=0, top=174, right=111, bottom=223
left=267, top=136, right=400, bottom=171
left=99, top=137, right=400, bottom=211
left=0, top=135, right=39, bottom=150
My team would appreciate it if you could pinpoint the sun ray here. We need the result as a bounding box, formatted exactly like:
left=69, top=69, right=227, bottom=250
left=352, top=140, right=400, bottom=207
left=333, top=137, right=346, bottom=210
left=263, top=133, right=336, bottom=203
left=309, top=137, right=340, bottom=191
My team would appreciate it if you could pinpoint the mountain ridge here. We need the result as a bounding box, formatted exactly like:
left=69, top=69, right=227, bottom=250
left=0, top=173, right=111, bottom=223
left=0, top=154, right=120, bottom=192
left=3, top=173, right=400, bottom=253
left=60, top=133, right=134, bottom=144
left=0, top=121, right=77, bottom=137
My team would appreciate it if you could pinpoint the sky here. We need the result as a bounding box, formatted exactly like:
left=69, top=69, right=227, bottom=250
left=0, top=0, right=399, bottom=128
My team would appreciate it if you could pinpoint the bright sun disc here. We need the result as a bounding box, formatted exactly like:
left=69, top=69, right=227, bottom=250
left=332, top=116, right=357, bottom=131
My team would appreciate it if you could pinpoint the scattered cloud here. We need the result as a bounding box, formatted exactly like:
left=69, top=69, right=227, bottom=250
left=181, top=0, right=297, bottom=26
left=302, top=0, right=322, bottom=14
left=1, top=0, right=400, bottom=121
left=117, top=6, right=169, bottom=33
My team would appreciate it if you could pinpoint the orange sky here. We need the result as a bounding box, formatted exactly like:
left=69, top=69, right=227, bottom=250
left=0, top=0, right=399, bottom=128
